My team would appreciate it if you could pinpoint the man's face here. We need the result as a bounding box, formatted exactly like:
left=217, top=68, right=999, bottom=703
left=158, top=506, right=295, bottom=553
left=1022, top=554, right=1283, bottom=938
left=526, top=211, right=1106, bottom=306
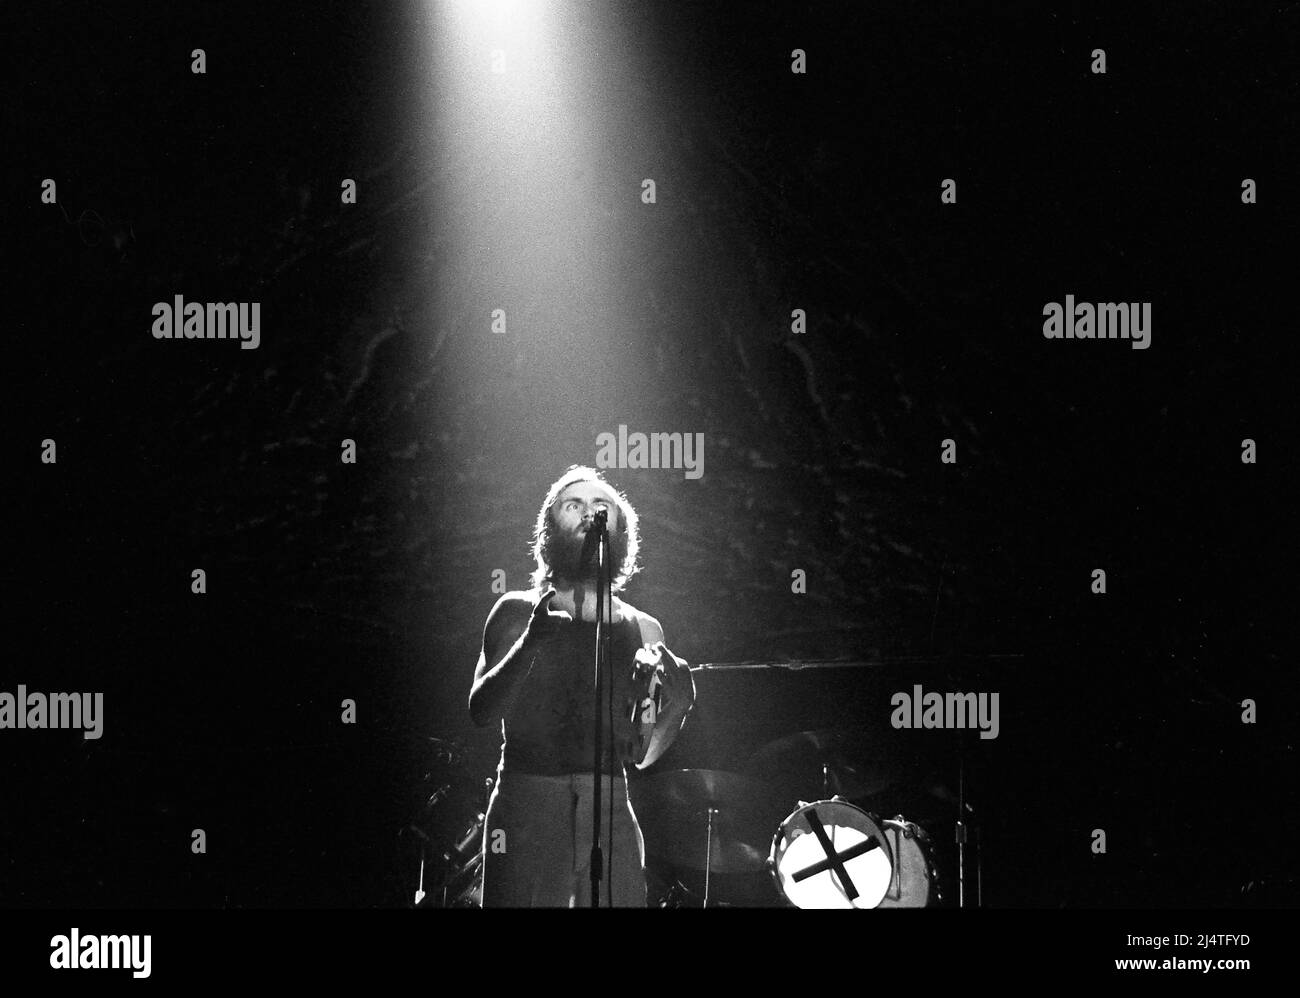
left=554, top=481, right=620, bottom=535
left=545, top=480, right=622, bottom=582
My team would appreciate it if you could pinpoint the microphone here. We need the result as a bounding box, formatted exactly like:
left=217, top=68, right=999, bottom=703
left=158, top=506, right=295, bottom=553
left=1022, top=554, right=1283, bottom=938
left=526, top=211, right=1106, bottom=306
left=580, top=509, right=608, bottom=566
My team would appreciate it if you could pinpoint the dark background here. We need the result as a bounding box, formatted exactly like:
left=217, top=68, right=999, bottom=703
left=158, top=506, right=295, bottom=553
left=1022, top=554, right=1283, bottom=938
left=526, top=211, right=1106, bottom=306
left=6, top=0, right=1295, bottom=907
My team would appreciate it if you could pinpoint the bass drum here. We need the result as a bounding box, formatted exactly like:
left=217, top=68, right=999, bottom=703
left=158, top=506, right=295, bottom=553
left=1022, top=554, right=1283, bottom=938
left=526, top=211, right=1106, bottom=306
left=875, top=817, right=941, bottom=908
left=768, top=798, right=894, bottom=909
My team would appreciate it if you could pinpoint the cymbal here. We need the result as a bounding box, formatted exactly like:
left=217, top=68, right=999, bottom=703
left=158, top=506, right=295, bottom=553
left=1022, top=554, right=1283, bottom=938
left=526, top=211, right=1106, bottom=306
left=634, top=769, right=776, bottom=810
left=743, top=728, right=926, bottom=800
left=631, top=769, right=785, bottom=873
left=855, top=769, right=960, bottom=820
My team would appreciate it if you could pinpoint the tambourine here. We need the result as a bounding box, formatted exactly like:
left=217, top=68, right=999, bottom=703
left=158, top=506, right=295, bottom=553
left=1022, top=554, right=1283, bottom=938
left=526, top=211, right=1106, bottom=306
left=622, top=646, right=664, bottom=767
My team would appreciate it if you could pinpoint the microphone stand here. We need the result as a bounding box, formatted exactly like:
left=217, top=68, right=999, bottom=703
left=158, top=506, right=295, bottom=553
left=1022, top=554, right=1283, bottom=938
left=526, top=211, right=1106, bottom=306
left=588, top=511, right=610, bottom=907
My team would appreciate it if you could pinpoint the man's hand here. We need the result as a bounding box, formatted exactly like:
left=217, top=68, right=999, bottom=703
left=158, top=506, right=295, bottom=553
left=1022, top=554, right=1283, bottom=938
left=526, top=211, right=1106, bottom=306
left=523, top=587, right=572, bottom=645
left=646, top=641, right=695, bottom=717
left=630, top=639, right=695, bottom=770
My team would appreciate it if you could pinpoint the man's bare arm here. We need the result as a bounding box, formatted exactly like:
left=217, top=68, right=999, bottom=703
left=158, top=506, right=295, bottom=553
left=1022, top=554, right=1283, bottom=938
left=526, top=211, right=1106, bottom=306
left=468, top=589, right=570, bottom=727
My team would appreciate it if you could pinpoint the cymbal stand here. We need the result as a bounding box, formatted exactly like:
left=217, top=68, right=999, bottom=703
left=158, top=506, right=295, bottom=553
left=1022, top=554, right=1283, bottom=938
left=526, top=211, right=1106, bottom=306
left=703, top=806, right=717, bottom=908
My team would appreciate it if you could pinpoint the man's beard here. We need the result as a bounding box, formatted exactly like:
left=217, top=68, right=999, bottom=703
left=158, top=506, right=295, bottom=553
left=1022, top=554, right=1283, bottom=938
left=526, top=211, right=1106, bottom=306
left=542, top=523, right=627, bottom=586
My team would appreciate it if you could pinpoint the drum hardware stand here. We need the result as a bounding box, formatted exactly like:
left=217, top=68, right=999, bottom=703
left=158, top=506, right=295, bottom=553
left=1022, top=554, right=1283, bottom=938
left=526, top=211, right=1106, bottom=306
left=404, top=782, right=449, bottom=908
left=955, top=820, right=966, bottom=908
left=703, top=806, right=717, bottom=908
left=433, top=777, right=492, bottom=908
left=929, top=563, right=986, bottom=908
left=402, top=824, right=430, bottom=907
left=954, top=733, right=982, bottom=908
left=957, top=736, right=966, bottom=907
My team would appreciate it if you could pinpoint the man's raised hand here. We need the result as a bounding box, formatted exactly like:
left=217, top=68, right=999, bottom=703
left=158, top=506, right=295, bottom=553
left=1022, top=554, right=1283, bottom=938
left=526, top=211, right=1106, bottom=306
left=524, top=587, right=572, bottom=644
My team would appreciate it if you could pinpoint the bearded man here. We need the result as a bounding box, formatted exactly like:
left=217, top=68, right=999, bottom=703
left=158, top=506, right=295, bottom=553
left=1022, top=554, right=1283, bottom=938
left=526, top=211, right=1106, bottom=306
left=468, top=466, right=695, bottom=907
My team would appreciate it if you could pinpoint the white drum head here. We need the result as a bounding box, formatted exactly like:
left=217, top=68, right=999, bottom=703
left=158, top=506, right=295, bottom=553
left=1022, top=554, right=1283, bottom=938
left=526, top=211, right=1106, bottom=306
left=770, top=800, right=893, bottom=909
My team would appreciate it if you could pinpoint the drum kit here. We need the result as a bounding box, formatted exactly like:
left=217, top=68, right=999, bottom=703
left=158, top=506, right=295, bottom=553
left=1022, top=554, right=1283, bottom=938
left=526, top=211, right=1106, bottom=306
left=631, top=727, right=955, bottom=909
left=622, top=656, right=996, bottom=908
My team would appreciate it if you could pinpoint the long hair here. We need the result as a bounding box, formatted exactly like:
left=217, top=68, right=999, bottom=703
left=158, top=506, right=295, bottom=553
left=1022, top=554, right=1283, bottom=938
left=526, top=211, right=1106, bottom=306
left=528, top=465, right=641, bottom=593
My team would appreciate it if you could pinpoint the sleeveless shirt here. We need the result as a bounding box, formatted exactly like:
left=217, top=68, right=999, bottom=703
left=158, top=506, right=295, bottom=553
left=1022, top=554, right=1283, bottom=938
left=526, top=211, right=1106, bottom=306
left=499, top=615, right=645, bottom=775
